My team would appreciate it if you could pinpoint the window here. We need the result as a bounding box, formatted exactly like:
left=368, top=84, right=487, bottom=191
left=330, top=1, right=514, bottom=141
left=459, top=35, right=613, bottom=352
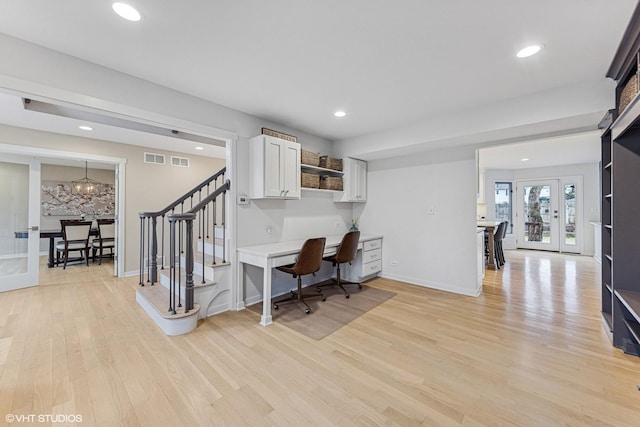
left=495, top=182, right=513, bottom=234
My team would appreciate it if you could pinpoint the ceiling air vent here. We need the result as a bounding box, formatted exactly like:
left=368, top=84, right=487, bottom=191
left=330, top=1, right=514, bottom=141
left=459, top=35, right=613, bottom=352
left=171, top=156, right=189, bottom=167
left=144, top=152, right=165, bottom=165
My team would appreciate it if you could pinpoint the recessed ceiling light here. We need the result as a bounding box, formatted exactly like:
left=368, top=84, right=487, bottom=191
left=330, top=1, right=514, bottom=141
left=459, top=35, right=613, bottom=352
left=78, top=125, right=93, bottom=131
left=516, top=44, right=543, bottom=58
left=334, top=111, right=346, bottom=117
left=195, top=146, right=204, bottom=150
left=112, top=2, right=142, bottom=22
left=521, top=158, right=530, bottom=162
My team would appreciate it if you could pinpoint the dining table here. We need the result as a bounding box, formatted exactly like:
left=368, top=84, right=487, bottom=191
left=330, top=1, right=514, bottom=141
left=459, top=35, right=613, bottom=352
left=14, top=228, right=100, bottom=268
left=477, top=220, right=501, bottom=270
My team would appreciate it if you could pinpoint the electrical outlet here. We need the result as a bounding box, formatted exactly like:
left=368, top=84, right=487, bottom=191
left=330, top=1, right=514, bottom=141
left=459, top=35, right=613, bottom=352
left=265, top=226, right=272, bottom=235
left=428, top=206, right=435, bottom=215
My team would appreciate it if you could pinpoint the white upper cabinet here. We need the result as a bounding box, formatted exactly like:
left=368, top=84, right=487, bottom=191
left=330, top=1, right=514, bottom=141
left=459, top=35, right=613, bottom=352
left=250, top=135, right=301, bottom=199
left=335, top=157, right=367, bottom=202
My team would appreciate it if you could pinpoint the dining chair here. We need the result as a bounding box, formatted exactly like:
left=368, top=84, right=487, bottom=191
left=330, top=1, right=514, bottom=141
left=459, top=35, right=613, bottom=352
left=493, top=221, right=507, bottom=269
left=274, top=237, right=327, bottom=314
left=317, top=231, right=361, bottom=298
left=92, top=219, right=115, bottom=265
left=56, top=220, right=93, bottom=269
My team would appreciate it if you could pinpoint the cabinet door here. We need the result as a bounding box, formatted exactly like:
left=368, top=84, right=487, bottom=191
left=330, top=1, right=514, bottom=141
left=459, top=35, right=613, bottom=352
left=283, top=141, right=301, bottom=198
left=264, top=137, right=284, bottom=197
left=354, top=159, right=367, bottom=201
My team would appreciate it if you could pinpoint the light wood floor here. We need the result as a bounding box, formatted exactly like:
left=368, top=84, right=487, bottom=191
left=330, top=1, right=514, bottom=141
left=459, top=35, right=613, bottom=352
left=1, top=251, right=639, bottom=426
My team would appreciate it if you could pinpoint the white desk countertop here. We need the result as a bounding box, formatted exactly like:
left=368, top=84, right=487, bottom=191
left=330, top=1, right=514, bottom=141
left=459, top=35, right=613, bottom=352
left=237, top=233, right=383, bottom=326
left=237, top=233, right=383, bottom=258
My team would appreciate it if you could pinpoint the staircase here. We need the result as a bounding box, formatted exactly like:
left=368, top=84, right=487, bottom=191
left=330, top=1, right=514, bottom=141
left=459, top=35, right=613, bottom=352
left=136, top=168, right=231, bottom=335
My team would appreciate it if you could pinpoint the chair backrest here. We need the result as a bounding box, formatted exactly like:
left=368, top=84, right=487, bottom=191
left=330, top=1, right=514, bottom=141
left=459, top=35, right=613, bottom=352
left=493, top=222, right=506, bottom=243
left=61, top=220, right=92, bottom=242
left=292, top=237, right=326, bottom=276
left=98, top=222, right=115, bottom=240
left=335, top=231, right=360, bottom=264
left=502, top=221, right=509, bottom=238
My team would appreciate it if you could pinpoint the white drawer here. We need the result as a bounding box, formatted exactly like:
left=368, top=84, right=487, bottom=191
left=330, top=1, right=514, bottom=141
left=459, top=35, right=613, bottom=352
left=362, top=259, right=382, bottom=275
left=363, top=248, right=381, bottom=263
left=363, top=239, right=382, bottom=251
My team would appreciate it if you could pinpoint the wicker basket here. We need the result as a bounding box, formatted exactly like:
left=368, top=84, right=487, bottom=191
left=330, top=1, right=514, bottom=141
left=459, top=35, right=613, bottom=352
left=319, top=156, right=343, bottom=171
left=619, top=73, right=638, bottom=114
left=301, top=172, right=319, bottom=189
left=319, top=176, right=343, bottom=191
left=301, top=149, right=320, bottom=167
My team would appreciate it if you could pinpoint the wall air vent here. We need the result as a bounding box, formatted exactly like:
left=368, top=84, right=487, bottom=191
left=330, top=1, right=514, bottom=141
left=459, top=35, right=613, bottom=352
left=144, top=152, right=165, bottom=165
left=171, top=156, right=189, bottom=167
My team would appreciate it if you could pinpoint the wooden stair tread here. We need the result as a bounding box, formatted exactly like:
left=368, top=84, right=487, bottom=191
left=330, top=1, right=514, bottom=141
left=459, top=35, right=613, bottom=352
left=137, top=284, right=199, bottom=319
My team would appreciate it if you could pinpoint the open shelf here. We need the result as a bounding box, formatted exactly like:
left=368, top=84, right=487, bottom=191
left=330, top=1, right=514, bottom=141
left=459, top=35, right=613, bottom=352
left=301, top=187, right=342, bottom=194
left=301, top=164, right=344, bottom=176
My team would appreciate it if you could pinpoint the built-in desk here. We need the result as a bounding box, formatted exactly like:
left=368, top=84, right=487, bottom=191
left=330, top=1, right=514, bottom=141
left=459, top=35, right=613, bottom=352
left=238, top=234, right=383, bottom=326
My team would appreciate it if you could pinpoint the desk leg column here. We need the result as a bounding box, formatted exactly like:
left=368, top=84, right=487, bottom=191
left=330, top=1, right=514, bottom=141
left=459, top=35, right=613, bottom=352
left=47, top=237, right=55, bottom=268
left=260, top=259, right=273, bottom=326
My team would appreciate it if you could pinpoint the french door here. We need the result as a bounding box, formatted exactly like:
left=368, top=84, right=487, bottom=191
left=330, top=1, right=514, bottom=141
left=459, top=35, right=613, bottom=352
left=0, top=155, right=41, bottom=292
left=516, top=180, right=560, bottom=251
left=516, top=178, right=581, bottom=253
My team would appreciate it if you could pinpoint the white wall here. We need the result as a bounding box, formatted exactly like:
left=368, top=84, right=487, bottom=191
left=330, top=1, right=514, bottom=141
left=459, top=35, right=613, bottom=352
left=483, top=162, right=600, bottom=255
left=355, top=147, right=480, bottom=296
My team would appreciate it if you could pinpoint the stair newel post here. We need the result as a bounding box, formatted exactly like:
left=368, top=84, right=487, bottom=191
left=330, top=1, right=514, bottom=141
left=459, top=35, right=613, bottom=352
left=168, top=216, right=176, bottom=315
left=185, top=216, right=195, bottom=313
left=160, top=214, right=165, bottom=270
left=150, top=216, right=158, bottom=285
left=222, top=185, right=227, bottom=263
left=177, top=220, right=182, bottom=309
left=201, top=208, right=206, bottom=284
left=212, top=198, right=217, bottom=264
left=139, top=215, right=145, bottom=286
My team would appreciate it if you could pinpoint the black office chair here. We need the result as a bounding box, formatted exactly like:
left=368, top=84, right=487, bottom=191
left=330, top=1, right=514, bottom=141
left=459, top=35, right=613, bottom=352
left=317, top=231, right=361, bottom=298
left=274, top=237, right=327, bottom=314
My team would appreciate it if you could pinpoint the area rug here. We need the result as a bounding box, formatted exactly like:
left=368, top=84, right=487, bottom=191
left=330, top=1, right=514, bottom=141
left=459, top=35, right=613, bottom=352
left=247, top=282, right=395, bottom=340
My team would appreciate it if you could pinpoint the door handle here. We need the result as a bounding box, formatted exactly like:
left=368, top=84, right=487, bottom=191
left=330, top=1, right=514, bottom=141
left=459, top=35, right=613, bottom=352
left=27, top=226, right=39, bottom=231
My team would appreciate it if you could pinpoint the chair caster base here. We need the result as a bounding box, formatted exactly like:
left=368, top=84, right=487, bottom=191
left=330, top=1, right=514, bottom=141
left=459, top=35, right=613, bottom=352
left=273, top=304, right=279, bottom=310
left=305, top=308, right=311, bottom=314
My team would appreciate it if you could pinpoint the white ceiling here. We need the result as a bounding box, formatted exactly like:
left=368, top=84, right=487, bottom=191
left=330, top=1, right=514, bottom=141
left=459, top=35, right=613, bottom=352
left=479, top=131, right=601, bottom=170
left=0, top=0, right=636, bottom=147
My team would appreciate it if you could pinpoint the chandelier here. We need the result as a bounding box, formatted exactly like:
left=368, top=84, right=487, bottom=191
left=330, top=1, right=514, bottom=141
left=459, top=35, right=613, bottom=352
left=72, top=161, right=102, bottom=197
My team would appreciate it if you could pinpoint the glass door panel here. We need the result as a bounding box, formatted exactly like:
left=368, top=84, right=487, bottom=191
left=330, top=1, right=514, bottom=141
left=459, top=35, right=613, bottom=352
left=517, top=180, right=559, bottom=251
left=0, top=156, right=40, bottom=292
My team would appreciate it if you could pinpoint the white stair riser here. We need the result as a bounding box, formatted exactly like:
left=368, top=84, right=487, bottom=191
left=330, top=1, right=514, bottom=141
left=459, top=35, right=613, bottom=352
left=178, top=258, right=217, bottom=281
left=197, top=240, right=225, bottom=258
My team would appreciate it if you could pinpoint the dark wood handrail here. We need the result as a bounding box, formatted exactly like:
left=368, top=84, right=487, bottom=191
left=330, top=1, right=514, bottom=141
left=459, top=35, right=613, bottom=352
left=187, top=180, right=230, bottom=214
left=139, top=167, right=226, bottom=218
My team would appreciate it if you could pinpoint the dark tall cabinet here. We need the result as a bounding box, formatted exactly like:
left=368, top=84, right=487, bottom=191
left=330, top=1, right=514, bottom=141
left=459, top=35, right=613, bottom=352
left=602, top=3, right=640, bottom=356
